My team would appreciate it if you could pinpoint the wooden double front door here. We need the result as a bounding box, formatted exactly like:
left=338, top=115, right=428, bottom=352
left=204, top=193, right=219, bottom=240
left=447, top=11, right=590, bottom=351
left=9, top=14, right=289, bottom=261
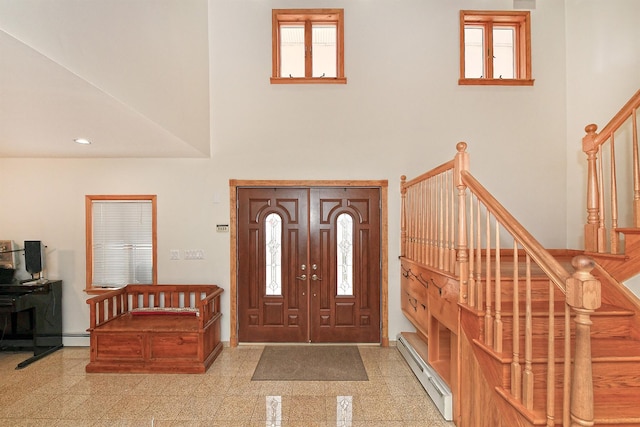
left=237, top=187, right=381, bottom=343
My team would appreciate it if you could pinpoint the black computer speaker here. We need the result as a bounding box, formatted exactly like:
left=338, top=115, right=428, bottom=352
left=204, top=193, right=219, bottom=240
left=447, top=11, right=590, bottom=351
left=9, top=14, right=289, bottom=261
left=24, top=240, right=43, bottom=274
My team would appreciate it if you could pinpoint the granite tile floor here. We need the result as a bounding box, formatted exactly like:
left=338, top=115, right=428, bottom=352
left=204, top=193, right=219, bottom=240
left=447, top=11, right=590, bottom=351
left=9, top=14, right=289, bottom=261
left=0, top=345, right=456, bottom=427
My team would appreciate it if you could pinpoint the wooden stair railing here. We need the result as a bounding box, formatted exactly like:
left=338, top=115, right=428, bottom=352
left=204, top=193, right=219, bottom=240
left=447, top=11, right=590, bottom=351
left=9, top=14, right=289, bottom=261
left=401, top=143, right=602, bottom=427
left=582, top=89, right=640, bottom=259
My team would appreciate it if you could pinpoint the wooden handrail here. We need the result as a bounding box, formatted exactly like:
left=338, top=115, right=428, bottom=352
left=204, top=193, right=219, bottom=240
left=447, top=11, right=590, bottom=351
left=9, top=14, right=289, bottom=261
left=586, top=89, right=640, bottom=150
left=461, top=170, right=571, bottom=291
left=403, top=159, right=455, bottom=188
left=583, top=89, right=640, bottom=253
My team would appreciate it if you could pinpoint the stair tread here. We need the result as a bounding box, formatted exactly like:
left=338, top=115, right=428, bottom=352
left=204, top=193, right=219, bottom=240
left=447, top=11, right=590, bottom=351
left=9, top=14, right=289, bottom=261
left=615, top=227, right=640, bottom=234
left=500, top=385, right=640, bottom=424
left=479, top=336, right=640, bottom=361
left=473, top=300, right=634, bottom=316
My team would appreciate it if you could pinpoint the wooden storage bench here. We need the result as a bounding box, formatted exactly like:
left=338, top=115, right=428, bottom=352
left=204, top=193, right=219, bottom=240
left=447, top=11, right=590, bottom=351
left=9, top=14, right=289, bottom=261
left=86, top=284, right=223, bottom=374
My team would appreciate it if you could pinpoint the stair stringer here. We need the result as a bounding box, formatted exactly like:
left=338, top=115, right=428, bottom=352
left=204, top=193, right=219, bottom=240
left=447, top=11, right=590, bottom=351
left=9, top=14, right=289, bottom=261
left=588, top=229, right=640, bottom=283
left=591, top=259, right=640, bottom=340
left=458, top=305, right=535, bottom=427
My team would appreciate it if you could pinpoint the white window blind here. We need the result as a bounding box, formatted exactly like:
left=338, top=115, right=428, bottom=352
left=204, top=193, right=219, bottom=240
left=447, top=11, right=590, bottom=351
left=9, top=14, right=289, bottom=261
left=91, top=200, right=153, bottom=287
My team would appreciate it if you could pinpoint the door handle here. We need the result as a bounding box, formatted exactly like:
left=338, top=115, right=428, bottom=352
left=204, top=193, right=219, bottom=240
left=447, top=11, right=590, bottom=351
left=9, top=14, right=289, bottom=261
left=311, top=274, right=322, bottom=281
left=296, top=274, right=307, bottom=280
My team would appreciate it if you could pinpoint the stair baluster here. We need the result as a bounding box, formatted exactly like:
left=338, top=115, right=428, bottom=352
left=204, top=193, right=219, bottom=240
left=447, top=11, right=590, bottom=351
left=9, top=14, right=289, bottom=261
left=582, top=89, right=640, bottom=256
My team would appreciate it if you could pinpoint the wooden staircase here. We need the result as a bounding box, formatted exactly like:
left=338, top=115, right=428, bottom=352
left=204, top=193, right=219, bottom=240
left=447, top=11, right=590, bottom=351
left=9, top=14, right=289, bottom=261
left=461, top=260, right=640, bottom=427
left=399, top=89, right=640, bottom=427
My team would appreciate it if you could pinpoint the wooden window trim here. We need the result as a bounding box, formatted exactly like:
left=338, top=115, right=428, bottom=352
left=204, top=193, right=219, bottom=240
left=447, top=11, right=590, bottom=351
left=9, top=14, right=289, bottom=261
left=85, top=194, right=158, bottom=294
left=271, top=8, right=346, bottom=84
left=459, top=10, right=533, bottom=86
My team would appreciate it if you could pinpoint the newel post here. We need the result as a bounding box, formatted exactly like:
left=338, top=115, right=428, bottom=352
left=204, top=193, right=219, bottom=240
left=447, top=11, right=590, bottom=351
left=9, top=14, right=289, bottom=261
left=400, top=175, right=407, bottom=258
left=582, top=125, right=601, bottom=253
left=454, top=142, right=470, bottom=304
left=566, top=255, right=601, bottom=427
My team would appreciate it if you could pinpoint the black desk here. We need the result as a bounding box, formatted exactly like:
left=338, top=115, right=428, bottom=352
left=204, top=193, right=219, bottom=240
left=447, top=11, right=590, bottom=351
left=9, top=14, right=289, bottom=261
left=0, top=280, right=63, bottom=369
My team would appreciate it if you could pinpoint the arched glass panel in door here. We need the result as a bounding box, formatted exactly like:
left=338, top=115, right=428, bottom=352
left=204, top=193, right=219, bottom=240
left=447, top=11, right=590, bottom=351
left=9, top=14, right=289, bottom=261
left=336, top=213, right=353, bottom=296
left=265, top=213, right=282, bottom=296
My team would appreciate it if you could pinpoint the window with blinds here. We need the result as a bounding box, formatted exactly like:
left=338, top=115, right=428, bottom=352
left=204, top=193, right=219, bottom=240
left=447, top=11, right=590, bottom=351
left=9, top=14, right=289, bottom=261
left=86, top=195, right=157, bottom=290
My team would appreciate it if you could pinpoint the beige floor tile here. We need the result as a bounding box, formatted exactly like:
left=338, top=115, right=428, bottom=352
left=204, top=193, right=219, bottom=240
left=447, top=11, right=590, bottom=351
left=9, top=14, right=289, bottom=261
left=0, top=393, right=56, bottom=419
left=226, top=375, right=265, bottom=396
left=213, top=395, right=260, bottom=421
left=174, top=395, right=222, bottom=421
left=323, top=380, right=360, bottom=396
left=157, top=374, right=205, bottom=397
left=64, top=394, right=121, bottom=420
left=92, top=419, right=155, bottom=426
left=350, top=422, right=405, bottom=427
left=192, top=376, right=233, bottom=397
left=0, top=346, right=456, bottom=426
left=31, top=373, right=85, bottom=395
left=286, top=395, right=327, bottom=422
left=289, top=380, right=327, bottom=396
left=384, top=374, right=426, bottom=396
left=49, top=419, right=100, bottom=427
left=283, top=421, right=330, bottom=427
left=348, top=395, right=402, bottom=422
left=255, top=380, right=294, bottom=396
left=205, top=361, right=242, bottom=377
left=128, top=375, right=173, bottom=396
left=29, top=393, right=91, bottom=419
left=392, top=393, right=444, bottom=422
left=353, top=377, right=390, bottom=396
left=144, top=395, right=191, bottom=420
left=101, top=394, right=156, bottom=420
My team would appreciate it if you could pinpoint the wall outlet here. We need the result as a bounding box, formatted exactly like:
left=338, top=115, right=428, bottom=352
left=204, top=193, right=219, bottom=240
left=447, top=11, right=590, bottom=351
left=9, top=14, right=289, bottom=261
left=185, top=249, right=205, bottom=260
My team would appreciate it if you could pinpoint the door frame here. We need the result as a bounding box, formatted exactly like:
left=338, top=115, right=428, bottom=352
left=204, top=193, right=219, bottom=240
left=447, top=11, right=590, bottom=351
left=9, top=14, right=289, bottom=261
left=229, top=179, right=389, bottom=347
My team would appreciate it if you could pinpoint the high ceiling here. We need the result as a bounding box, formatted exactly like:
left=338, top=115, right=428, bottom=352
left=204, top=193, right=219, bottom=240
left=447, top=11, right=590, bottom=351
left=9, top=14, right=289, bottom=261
left=0, top=0, right=210, bottom=158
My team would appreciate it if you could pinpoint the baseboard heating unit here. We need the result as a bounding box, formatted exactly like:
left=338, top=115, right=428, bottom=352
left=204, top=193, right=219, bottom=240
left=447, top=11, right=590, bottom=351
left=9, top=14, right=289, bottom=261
left=396, top=332, right=453, bottom=421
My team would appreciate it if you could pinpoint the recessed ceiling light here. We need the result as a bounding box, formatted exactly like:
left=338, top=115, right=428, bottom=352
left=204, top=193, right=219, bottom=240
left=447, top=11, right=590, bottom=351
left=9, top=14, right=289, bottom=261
left=74, top=138, right=91, bottom=145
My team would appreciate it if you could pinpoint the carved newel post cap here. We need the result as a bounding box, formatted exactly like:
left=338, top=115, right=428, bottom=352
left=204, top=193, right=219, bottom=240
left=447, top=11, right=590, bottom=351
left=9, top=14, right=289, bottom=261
left=584, top=124, right=598, bottom=134
left=571, top=255, right=595, bottom=273
left=567, top=255, right=601, bottom=310
left=456, top=142, right=467, bottom=152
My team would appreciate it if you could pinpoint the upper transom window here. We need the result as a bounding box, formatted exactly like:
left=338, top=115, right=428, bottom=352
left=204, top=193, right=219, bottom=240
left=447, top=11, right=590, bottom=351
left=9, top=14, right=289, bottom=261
left=459, top=10, right=533, bottom=86
left=271, top=9, right=346, bottom=84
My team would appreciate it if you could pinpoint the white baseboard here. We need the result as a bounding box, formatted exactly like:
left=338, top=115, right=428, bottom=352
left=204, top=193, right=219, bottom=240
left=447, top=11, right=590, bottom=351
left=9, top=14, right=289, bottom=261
left=63, top=336, right=90, bottom=347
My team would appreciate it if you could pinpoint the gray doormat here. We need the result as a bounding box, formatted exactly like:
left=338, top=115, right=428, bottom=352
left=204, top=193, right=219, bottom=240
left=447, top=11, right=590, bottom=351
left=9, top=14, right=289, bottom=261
left=251, top=345, right=368, bottom=381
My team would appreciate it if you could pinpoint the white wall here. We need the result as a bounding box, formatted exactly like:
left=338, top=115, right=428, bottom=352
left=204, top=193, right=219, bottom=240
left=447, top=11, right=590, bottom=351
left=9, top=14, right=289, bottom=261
left=0, top=0, right=572, bottom=345
left=564, top=0, right=640, bottom=249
